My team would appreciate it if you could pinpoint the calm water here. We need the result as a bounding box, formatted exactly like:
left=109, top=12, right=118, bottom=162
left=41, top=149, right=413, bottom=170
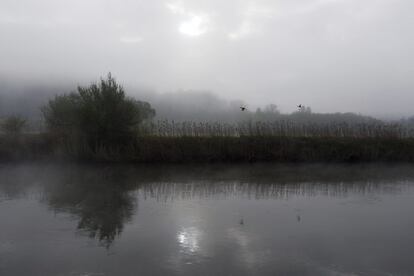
left=1, top=164, right=414, bottom=276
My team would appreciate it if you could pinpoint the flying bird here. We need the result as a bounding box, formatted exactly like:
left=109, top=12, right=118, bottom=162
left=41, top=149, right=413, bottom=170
left=240, top=106, right=247, bottom=111
left=297, top=104, right=302, bottom=109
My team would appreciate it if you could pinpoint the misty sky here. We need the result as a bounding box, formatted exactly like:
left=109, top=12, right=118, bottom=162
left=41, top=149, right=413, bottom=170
left=1, top=0, right=414, bottom=116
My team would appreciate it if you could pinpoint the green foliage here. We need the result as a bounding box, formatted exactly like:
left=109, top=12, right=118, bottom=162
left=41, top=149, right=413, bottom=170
left=1, top=116, right=26, bottom=135
left=42, top=74, right=155, bottom=147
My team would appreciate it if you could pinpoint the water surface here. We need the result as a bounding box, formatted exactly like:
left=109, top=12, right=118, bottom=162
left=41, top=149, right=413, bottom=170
left=1, top=163, right=414, bottom=276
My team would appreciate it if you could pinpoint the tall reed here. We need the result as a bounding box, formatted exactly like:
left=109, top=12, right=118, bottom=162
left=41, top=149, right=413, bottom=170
left=144, top=120, right=411, bottom=139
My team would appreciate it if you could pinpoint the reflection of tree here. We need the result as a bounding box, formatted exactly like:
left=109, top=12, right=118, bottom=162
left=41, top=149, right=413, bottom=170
left=2, top=163, right=414, bottom=247
left=44, top=166, right=138, bottom=248
left=74, top=187, right=135, bottom=248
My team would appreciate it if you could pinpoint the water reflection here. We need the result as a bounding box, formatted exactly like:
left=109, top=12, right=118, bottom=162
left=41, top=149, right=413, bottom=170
left=41, top=167, right=139, bottom=248
left=2, top=164, right=414, bottom=275
left=0, top=163, right=413, bottom=250
left=177, top=227, right=202, bottom=253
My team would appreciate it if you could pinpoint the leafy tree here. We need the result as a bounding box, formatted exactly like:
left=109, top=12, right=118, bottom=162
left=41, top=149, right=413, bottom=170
left=42, top=74, right=155, bottom=146
left=1, top=115, right=26, bottom=135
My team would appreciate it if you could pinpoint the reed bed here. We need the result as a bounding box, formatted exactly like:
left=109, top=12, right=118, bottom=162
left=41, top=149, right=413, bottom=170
left=144, top=120, right=413, bottom=139
left=3, top=120, right=414, bottom=163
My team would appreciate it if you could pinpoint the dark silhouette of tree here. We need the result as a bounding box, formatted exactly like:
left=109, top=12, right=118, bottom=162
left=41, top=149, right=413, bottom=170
left=42, top=73, right=155, bottom=147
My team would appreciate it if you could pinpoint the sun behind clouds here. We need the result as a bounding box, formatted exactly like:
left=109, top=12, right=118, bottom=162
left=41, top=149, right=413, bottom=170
left=179, top=14, right=209, bottom=36
left=167, top=1, right=210, bottom=37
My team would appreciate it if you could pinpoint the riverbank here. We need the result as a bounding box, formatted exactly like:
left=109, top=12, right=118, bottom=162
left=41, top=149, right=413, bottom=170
left=2, top=134, right=414, bottom=163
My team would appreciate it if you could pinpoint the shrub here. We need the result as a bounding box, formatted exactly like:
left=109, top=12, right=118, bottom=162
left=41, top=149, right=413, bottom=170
left=42, top=73, right=155, bottom=147
left=1, top=116, right=26, bottom=135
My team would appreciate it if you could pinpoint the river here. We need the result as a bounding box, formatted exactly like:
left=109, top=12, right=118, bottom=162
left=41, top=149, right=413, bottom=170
left=1, top=163, right=413, bottom=276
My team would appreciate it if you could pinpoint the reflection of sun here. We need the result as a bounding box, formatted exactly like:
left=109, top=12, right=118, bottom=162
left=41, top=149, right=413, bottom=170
left=177, top=227, right=202, bottom=253
left=179, top=15, right=209, bottom=36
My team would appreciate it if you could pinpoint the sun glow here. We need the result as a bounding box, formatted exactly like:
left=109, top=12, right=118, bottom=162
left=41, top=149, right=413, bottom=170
left=179, top=14, right=209, bottom=36
left=167, top=2, right=209, bottom=37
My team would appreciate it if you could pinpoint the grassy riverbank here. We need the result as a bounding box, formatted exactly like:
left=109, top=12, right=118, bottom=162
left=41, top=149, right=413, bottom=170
left=3, top=75, right=414, bottom=163
left=2, top=134, right=414, bottom=163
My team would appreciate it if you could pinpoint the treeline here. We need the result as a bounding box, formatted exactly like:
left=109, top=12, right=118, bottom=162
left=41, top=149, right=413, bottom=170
left=2, top=74, right=414, bottom=163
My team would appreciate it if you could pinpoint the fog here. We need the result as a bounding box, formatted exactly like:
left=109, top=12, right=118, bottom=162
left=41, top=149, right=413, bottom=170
left=0, top=79, right=383, bottom=126
left=1, top=0, right=414, bottom=117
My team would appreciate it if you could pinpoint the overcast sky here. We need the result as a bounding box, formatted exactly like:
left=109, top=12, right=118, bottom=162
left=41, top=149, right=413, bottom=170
left=1, top=0, right=413, bottom=116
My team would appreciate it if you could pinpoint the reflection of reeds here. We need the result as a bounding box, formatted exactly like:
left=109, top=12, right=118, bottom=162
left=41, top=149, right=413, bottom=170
left=144, top=120, right=411, bottom=139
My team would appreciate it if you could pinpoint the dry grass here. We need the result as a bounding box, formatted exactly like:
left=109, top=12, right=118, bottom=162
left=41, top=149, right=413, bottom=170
left=145, top=120, right=411, bottom=139
left=2, top=120, right=414, bottom=163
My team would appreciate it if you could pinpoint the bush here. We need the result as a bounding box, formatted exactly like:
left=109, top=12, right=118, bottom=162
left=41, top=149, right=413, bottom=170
left=1, top=116, right=26, bottom=135
left=42, top=74, right=155, bottom=147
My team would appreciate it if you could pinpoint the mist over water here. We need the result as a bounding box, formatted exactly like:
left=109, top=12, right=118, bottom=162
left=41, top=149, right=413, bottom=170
left=1, top=164, right=414, bottom=275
